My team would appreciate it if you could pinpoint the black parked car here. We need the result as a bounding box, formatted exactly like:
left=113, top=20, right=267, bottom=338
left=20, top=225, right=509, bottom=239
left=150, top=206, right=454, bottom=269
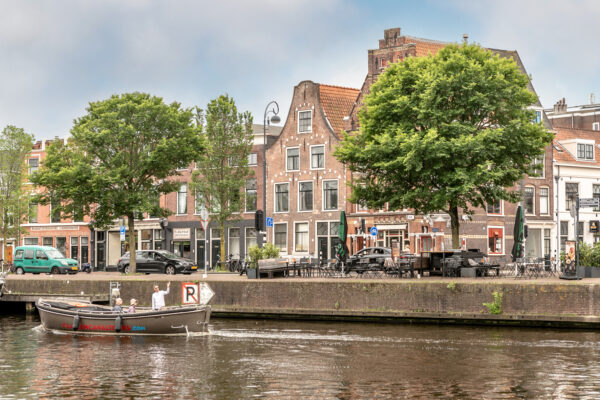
left=347, top=247, right=392, bottom=269
left=117, top=250, right=197, bottom=274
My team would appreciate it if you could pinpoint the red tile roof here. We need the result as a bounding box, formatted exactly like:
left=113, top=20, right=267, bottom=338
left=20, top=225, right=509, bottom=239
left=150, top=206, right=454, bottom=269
left=405, top=36, right=448, bottom=57
left=553, top=127, right=600, bottom=164
left=318, top=84, right=360, bottom=135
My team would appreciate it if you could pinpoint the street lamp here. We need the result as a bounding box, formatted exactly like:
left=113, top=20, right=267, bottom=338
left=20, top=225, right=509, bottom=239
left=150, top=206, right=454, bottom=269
left=261, top=101, right=280, bottom=248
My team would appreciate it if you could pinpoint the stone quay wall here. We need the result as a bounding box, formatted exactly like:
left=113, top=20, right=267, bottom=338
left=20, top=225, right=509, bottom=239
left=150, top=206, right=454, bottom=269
left=2, top=275, right=600, bottom=328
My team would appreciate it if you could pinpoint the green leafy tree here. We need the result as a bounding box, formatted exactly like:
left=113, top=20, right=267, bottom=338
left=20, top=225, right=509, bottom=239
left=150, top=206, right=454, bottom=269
left=32, top=92, right=203, bottom=272
left=335, top=43, right=553, bottom=248
left=190, top=95, right=253, bottom=268
left=0, top=126, right=35, bottom=261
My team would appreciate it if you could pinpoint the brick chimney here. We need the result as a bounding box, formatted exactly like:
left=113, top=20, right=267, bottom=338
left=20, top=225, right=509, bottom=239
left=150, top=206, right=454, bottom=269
left=553, top=98, right=567, bottom=113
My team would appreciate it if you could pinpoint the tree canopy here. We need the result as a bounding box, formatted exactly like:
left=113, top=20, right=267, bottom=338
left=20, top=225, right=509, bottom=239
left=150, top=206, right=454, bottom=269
left=334, top=43, right=554, bottom=248
left=190, top=94, right=254, bottom=267
left=0, top=125, right=35, bottom=260
left=32, top=92, right=203, bottom=272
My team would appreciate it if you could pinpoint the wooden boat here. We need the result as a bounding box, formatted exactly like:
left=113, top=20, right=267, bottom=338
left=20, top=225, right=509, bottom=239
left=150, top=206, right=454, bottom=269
left=36, top=298, right=211, bottom=336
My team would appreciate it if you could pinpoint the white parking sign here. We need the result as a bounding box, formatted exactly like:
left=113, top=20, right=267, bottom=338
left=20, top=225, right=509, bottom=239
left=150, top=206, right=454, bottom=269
left=181, top=282, right=214, bottom=305
left=181, top=282, right=199, bottom=305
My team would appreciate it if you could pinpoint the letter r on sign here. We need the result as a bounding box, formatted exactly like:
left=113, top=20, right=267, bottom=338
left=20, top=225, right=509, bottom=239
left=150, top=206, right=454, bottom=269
left=181, top=283, right=199, bottom=304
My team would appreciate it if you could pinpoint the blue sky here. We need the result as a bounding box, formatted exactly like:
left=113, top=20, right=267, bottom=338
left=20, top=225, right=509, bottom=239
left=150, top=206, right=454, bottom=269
left=1, top=0, right=599, bottom=140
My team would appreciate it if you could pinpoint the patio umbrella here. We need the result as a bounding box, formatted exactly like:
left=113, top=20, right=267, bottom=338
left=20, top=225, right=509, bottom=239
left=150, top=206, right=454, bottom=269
left=336, top=211, right=349, bottom=262
left=511, top=205, right=524, bottom=261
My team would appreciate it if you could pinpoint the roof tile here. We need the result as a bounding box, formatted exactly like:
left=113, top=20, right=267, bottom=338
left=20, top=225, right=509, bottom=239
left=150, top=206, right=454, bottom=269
left=318, top=84, right=360, bottom=135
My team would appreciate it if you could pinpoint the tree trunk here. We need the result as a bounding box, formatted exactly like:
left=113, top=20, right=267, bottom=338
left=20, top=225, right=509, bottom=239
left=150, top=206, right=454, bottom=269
left=128, top=216, right=136, bottom=274
left=220, top=220, right=226, bottom=271
left=449, top=206, right=461, bottom=249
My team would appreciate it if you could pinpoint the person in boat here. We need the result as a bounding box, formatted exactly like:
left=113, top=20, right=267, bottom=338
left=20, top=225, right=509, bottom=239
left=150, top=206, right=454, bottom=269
left=128, top=298, right=137, bottom=313
left=113, top=298, right=123, bottom=312
left=152, top=282, right=170, bottom=310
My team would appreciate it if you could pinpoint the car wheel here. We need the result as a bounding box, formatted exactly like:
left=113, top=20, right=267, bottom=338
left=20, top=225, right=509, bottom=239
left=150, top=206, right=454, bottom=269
left=165, top=265, right=176, bottom=275
left=51, top=266, right=60, bottom=275
left=15, top=267, right=24, bottom=275
left=123, top=265, right=131, bottom=274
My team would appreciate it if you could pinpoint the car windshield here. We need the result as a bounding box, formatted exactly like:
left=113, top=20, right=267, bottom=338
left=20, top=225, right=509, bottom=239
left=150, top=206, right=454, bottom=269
left=45, top=249, right=65, bottom=259
left=158, top=251, right=181, bottom=260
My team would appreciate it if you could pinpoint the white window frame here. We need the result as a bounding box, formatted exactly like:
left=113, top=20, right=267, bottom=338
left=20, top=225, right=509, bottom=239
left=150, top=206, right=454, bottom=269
left=576, top=142, right=594, bottom=161
left=539, top=186, right=549, bottom=215
left=298, top=110, right=312, bottom=133
left=286, top=147, right=300, bottom=172
left=293, top=221, right=309, bottom=254
left=28, top=156, right=40, bottom=176
left=298, top=180, right=313, bottom=212
left=310, top=145, right=325, bottom=170
left=273, top=222, right=288, bottom=253
left=177, top=183, right=188, bottom=215
left=248, top=153, right=257, bottom=166
left=194, top=191, right=205, bottom=215
left=593, top=122, right=599, bottom=131
left=274, top=182, right=290, bottom=213
left=524, top=186, right=535, bottom=215
left=531, top=156, right=545, bottom=179
left=228, top=227, right=240, bottom=259
left=322, top=179, right=339, bottom=211
left=244, top=179, right=257, bottom=213
left=486, top=199, right=503, bottom=216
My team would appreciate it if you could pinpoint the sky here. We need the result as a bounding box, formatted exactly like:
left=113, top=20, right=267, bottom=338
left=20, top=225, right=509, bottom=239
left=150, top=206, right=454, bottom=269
left=1, top=0, right=599, bottom=141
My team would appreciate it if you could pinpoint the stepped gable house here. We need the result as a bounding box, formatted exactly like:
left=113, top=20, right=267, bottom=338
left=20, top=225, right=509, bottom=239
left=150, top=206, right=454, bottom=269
left=343, top=28, right=553, bottom=261
left=265, top=81, right=359, bottom=259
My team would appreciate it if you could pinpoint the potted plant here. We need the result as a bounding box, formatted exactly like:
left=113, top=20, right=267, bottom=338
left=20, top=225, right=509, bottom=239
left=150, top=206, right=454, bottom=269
left=246, top=243, right=280, bottom=279
left=576, top=242, right=600, bottom=278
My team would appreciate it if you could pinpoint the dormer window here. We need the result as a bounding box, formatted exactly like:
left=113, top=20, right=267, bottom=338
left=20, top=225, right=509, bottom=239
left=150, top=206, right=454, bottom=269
left=535, top=110, right=542, bottom=124
left=577, top=143, right=594, bottom=160
left=298, top=111, right=312, bottom=133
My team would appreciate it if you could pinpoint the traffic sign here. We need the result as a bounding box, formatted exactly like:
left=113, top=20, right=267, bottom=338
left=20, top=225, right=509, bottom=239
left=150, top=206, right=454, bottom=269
left=266, top=217, right=273, bottom=228
left=579, top=198, right=599, bottom=208
left=370, top=226, right=378, bottom=236
left=120, top=226, right=126, bottom=242
left=200, top=207, right=209, bottom=231
left=181, top=282, right=199, bottom=305
left=181, top=282, right=214, bottom=305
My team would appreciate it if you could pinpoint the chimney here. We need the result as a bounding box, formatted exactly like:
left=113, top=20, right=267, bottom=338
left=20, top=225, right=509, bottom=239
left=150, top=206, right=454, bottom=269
left=554, top=98, right=567, bottom=113
left=462, top=33, right=469, bottom=44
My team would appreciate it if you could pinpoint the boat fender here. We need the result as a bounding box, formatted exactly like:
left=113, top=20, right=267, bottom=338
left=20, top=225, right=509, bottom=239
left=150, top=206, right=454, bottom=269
left=115, top=315, right=122, bottom=332
left=73, top=314, right=80, bottom=331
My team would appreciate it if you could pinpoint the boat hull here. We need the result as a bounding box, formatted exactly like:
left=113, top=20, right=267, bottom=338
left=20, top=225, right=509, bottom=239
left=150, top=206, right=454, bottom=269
left=36, top=299, right=211, bottom=336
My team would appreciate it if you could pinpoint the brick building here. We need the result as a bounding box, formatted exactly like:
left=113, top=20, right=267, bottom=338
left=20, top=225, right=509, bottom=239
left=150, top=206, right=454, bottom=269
left=21, top=139, right=92, bottom=265
left=341, top=28, right=554, bottom=262
left=546, top=98, right=600, bottom=131
left=264, top=81, right=359, bottom=259
left=553, top=127, right=600, bottom=252
left=95, top=123, right=281, bottom=270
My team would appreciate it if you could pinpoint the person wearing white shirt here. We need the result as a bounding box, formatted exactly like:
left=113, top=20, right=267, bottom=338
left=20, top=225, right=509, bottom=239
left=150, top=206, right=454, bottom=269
left=152, top=282, right=170, bottom=310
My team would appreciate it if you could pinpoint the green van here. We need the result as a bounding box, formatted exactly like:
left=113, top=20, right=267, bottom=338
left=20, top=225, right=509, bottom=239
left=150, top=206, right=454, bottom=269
left=13, top=246, right=79, bottom=275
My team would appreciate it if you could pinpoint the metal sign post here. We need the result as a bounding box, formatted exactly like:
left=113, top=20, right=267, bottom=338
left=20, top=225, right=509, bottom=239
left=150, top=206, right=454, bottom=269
left=200, top=208, right=209, bottom=279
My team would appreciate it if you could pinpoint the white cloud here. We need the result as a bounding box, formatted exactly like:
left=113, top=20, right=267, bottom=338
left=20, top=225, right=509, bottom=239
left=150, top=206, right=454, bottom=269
left=452, top=0, right=600, bottom=107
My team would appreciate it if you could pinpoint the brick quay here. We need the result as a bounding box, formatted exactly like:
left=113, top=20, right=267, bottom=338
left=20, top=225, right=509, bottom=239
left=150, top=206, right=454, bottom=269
left=2, top=273, right=600, bottom=329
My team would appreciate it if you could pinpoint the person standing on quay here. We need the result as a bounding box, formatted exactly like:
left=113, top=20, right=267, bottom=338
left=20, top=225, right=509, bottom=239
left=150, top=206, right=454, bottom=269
left=152, top=282, right=170, bottom=310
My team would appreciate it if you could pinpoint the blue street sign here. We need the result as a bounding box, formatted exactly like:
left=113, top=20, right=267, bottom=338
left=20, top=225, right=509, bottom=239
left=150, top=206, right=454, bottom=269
left=266, top=217, right=273, bottom=228
left=120, top=225, right=126, bottom=241
left=120, top=226, right=126, bottom=235
left=370, top=226, right=378, bottom=236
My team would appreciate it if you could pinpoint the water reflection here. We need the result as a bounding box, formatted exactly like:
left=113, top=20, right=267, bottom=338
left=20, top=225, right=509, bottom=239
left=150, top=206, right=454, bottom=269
left=1, top=316, right=600, bottom=399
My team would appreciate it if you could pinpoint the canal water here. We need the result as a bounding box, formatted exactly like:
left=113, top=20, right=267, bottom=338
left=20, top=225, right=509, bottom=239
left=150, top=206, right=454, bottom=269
left=2, top=314, right=600, bottom=399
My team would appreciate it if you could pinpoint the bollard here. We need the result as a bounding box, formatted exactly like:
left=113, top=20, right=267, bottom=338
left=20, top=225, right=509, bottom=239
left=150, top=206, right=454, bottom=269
left=25, top=302, right=36, bottom=314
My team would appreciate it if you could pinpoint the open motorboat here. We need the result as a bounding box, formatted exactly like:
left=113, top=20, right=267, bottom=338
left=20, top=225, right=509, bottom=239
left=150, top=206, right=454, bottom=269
left=36, top=298, right=211, bottom=336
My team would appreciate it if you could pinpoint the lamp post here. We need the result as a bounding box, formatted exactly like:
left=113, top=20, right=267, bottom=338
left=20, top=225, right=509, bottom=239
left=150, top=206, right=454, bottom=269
left=261, top=101, right=280, bottom=248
